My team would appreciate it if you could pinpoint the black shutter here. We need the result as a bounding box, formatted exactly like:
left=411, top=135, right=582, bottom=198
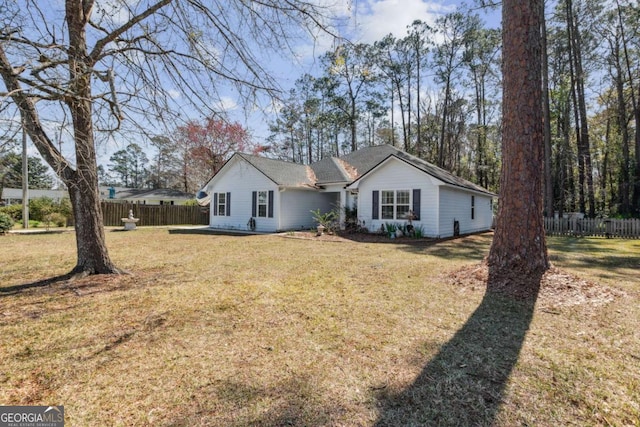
left=372, top=190, right=379, bottom=220
left=268, top=190, right=274, bottom=218
left=226, top=192, right=231, bottom=216
left=252, top=191, right=257, bottom=217
left=213, top=193, right=218, bottom=216
left=412, top=189, right=421, bottom=220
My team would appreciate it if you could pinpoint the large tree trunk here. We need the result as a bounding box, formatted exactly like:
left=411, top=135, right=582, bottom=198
left=2, top=0, right=122, bottom=276
left=67, top=178, right=122, bottom=275
left=487, top=0, right=549, bottom=295
left=64, top=1, right=122, bottom=275
left=1, top=42, right=121, bottom=276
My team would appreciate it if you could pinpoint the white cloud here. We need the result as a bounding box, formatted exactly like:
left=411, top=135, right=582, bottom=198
left=291, top=0, right=456, bottom=66
left=354, top=0, right=454, bottom=43
left=215, top=96, right=238, bottom=112
left=167, top=89, right=181, bottom=100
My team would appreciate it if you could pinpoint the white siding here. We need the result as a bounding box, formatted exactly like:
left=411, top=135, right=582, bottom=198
left=280, top=189, right=338, bottom=230
left=473, top=193, right=494, bottom=233
left=354, top=158, right=440, bottom=237
left=438, top=187, right=494, bottom=237
left=206, top=158, right=279, bottom=232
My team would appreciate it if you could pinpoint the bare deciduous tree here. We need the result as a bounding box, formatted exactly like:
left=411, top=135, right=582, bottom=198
left=0, top=0, right=335, bottom=276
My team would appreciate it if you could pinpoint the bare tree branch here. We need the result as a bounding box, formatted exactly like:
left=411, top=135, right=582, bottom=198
left=88, top=0, right=173, bottom=65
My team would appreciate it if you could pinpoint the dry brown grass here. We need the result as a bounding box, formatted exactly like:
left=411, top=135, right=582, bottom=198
left=0, top=229, right=638, bottom=426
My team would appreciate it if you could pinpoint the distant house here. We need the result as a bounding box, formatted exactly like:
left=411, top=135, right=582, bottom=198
left=2, top=186, right=195, bottom=206
left=1, top=188, right=68, bottom=205
left=99, top=186, right=195, bottom=205
left=200, top=145, right=495, bottom=238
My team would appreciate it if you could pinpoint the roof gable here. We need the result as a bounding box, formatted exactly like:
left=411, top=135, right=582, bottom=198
left=203, top=145, right=494, bottom=196
left=206, top=153, right=316, bottom=189
left=341, top=145, right=495, bottom=196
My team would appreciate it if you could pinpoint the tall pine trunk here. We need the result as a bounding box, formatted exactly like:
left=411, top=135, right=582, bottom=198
left=566, top=0, right=595, bottom=217
left=615, top=0, right=640, bottom=216
left=438, top=76, right=451, bottom=168
left=487, top=0, right=549, bottom=294
left=615, top=64, right=631, bottom=215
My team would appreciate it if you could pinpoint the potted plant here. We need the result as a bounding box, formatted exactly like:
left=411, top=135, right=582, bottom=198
left=311, top=209, right=336, bottom=236
left=385, top=222, right=397, bottom=238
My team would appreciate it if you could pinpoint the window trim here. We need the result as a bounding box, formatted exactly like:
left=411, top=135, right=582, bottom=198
left=217, top=192, right=227, bottom=216
left=257, top=190, right=268, bottom=218
left=380, top=189, right=411, bottom=220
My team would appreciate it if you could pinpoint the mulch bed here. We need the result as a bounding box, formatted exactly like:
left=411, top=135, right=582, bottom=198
left=448, top=263, right=626, bottom=309
left=280, top=230, right=438, bottom=245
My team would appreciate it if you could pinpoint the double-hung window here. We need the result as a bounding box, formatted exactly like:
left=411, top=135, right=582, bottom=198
left=216, top=192, right=227, bottom=216
left=252, top=190, right=273, bottom=218
left=213, top=192, right=231, bottom=216
left=257, top=191, right=268, bottom=217
left=381, top=191, right=395, bottom=219
left=381, top=190, right=410, bottom=220
left=396, top=190, right=410, bottom=218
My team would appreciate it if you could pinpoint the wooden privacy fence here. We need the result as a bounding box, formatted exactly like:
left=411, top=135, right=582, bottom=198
left=101, top=202, right=208, bottom=226
left=544, top=217, right=640, bottom=239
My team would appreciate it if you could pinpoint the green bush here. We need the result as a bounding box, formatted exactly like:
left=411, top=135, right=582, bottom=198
left=46, top=212, right=68, bottom=227
left=29, top=197, right=55, bottom=222
left=0, top=204, right=23, bottom=221
left=0, top=197, right=73, bottom=226
left=28, top=197, right=73, bottom=225
left=0, top=212, right=14, bottom=233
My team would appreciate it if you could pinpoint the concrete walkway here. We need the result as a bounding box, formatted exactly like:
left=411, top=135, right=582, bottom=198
left=7, top=227, right=73, bottom=235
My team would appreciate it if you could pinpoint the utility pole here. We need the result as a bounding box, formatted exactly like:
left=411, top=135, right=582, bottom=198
left=21, top=119, right=29, bottom=229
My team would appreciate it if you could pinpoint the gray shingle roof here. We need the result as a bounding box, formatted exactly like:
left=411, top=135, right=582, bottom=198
left=236, top=153, right=316, bottom=188
left=217, top=145, right=494, bottom=196
left=346, top=145, right=495, bottom=196
left=338, top=144, right=399, bottom=177
left=310, top=156, right=350, bottom=184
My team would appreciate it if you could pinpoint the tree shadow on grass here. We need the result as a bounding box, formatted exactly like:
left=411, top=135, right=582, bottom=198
left=0, top=274, right=74, bottom=297
left=374, top=276, right=541, bottom=427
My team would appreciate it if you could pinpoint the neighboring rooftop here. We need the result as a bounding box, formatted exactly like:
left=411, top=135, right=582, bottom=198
left=1, top=188, right=68, bottom=203
left=98, top=186, right=194, bottom=205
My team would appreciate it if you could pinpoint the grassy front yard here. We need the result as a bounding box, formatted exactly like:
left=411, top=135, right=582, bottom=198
left=1, top=229, right=638, bottom=426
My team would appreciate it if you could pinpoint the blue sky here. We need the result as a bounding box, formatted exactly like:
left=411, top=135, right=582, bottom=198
left=6, top=0, right=500, bottom=182
left=235, top=0, right=500, bottom=149
left=96, top=0, right=499, bottom=168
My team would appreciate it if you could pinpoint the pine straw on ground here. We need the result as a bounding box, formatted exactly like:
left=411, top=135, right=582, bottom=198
left=447, top=263, right=627, bottom=310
